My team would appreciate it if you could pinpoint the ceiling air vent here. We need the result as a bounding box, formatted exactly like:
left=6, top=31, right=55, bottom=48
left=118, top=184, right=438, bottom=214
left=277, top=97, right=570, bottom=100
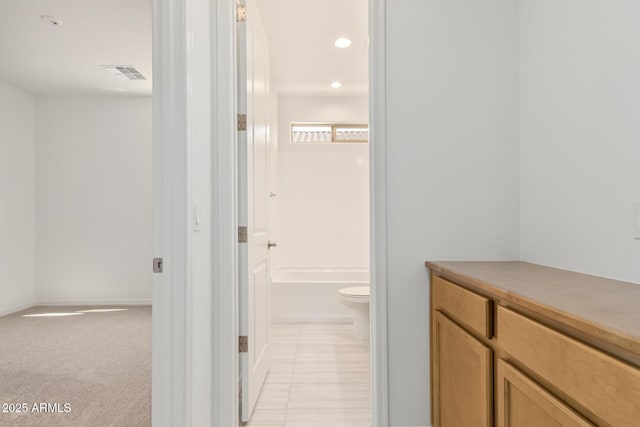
left=101, top=65, right=146, bottom=81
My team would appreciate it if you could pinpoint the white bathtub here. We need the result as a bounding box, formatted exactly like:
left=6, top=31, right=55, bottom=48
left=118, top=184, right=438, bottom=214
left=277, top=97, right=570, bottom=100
left=271, top=267, right=369, bottom=323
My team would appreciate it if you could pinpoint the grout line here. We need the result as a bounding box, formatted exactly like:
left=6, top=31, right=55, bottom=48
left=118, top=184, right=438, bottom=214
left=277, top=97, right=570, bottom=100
left=363, top=338, right=371, bottom=360
left=282, top=325, right=300, bottom=427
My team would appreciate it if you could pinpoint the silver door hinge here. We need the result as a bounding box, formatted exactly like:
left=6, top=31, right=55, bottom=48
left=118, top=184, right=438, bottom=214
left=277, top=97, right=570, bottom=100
left=153, top=258, right=163, bottom=273
left=237, top=113, right=247, bottom=131
left=239, top=335, right=248, bottom=353
left=236, top=4, right=246, bottom=22
left=238, top=226, right=248, bottom=243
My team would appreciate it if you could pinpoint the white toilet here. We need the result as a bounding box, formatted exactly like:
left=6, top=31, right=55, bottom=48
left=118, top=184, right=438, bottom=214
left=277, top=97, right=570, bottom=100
left=339, top=286, right=370, bottom=339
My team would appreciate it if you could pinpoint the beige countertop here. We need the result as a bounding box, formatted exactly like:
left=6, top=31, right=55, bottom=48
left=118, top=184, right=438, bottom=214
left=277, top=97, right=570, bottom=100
left=425, top=261, right=640, bottom=362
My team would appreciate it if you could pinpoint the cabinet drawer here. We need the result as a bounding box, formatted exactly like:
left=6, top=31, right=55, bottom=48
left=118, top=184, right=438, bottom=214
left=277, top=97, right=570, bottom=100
left=432, top=276, right=492, bottom=338
left=497, top=306, right=640, bottom=426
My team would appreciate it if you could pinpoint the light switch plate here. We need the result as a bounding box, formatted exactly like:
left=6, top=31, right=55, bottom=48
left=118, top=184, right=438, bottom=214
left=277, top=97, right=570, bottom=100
left=193, top=202, right=201, bottom=232
left=635, top=202, right=640, bottom=240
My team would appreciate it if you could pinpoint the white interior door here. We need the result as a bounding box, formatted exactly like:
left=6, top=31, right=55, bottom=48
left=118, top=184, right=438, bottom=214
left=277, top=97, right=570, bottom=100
left=237, top=0, right=272, bottom=422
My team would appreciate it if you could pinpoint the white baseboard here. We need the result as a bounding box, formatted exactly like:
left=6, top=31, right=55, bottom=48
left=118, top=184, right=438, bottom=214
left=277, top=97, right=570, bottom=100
left=392, top=425, right=431, bottom=427
left=1, top=300, right=151, bottom=317
left=0, top=302, right=36, bottom=318
left=35, top=299, right=152, bottom=306
left=272, top=316, right=352, bottom=324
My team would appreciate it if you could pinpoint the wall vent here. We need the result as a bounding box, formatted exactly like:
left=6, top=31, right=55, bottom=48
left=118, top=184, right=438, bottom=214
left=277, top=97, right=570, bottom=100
left=101, top=65, right=146, bottom=81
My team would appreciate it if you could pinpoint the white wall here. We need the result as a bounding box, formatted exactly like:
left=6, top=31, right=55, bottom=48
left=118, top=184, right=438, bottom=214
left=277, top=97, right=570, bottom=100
left=36, top=96, right=153, bottom=304
left=519, top=0, right=640, bottom=284
left=273, top=95, right=369, bottom=270
left=386, top=1, right=520, bottom=425
left=0, top=81, right=36, bottom=315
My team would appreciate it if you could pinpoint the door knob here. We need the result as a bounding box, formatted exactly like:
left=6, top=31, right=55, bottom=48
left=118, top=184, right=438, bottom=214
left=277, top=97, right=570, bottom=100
left=267, top=241, right=277, bottom=249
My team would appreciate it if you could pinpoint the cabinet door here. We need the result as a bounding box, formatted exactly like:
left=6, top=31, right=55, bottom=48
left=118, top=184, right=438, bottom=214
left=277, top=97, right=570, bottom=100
left=432, top=311, right=492, bottom=427
left=497, top=359, right=594, bottom=427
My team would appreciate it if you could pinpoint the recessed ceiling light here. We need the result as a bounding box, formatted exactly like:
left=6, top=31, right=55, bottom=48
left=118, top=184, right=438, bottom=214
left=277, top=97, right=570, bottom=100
left=334, top=37, right=352, bottom=48
left=331, top=81, right=343, bottom=89
left=41, top=14, right=63, bottom=28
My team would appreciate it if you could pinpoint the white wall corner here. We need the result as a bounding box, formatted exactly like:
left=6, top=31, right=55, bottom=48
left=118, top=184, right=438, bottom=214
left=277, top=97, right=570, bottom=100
left=0, top=80, right=37, bottom=318
left=0, top=303, right=36, bottom=318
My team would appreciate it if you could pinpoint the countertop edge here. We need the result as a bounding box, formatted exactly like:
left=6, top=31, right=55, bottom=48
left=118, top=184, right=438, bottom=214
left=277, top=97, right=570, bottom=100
left=425, top=260, right=640, bottom=363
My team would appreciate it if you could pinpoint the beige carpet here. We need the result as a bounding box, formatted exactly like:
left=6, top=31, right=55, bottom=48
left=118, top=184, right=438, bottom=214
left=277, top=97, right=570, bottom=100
left=0, top=305, right=151, bottom=427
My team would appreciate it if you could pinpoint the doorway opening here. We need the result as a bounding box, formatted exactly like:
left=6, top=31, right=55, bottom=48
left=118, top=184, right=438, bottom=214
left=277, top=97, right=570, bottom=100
left=0, top=1, right=153, bottom=426
left=237, top=0, right=372, bottom=424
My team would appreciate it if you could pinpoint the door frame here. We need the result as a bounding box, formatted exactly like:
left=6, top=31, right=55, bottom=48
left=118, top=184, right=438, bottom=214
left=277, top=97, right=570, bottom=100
left=369, top=1, right=389, bottom=424
left=152, top=0, right=238, bottom=425
left=153, top=0, right=388, bottom=425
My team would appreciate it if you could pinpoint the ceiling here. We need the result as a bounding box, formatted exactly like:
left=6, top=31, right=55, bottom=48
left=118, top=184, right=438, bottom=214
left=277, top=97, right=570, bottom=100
left=0, top=0, right=152, bottom=96
left=0, top=0, right=366, bottom=97
left=255, top=0, right=368, bottom=95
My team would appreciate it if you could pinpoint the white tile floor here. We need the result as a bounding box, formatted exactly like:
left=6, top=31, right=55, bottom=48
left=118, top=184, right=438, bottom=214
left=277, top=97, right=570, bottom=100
left=245, top=323, right=372, bottom=427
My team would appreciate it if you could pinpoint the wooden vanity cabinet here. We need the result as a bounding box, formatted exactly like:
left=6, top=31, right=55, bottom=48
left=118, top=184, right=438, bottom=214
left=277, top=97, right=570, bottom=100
left=432, top=311, right=492, bottom=427
left=427, top=261, right=640, bottom=427
left=431, top=275, right=494, bottom=427
left=496, top=360, right=593, bottom=427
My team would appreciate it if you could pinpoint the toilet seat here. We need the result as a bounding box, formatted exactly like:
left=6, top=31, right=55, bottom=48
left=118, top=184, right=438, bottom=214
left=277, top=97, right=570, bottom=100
left=339, top=286, right=370, bottom=306
left=339, top=286, right=369, bottom=298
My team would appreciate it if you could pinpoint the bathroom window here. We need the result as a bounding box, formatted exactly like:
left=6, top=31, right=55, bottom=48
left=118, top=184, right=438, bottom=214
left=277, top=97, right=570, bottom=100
left=291, top=123, right=369, bottom=143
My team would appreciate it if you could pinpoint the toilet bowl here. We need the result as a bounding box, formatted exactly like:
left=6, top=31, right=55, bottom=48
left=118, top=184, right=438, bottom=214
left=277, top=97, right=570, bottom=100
left=339, top=286, right=370, bottom=339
